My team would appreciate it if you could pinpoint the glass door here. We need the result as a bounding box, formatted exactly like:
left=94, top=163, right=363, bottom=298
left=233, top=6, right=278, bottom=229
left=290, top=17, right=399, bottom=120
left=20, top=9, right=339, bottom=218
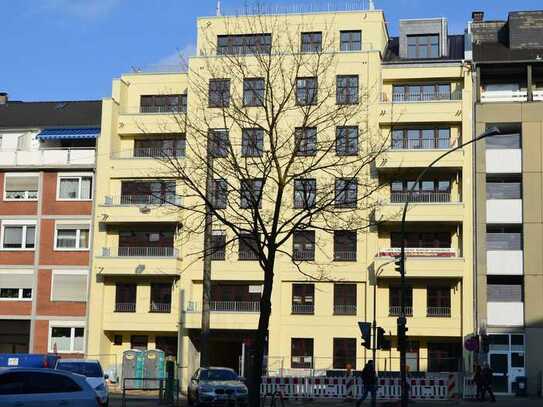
left=489, top=352, right=509, bottom=393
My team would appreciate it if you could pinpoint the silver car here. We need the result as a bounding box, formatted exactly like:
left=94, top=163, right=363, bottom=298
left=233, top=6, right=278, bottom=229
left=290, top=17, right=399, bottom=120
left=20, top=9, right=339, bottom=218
left=187, top=367, right=248, bottom=406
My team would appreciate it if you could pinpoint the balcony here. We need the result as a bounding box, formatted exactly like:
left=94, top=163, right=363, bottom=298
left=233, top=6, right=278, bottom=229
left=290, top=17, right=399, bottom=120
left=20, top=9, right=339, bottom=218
left=481, top=90, right=528, bottom=103
left=486, top=251, right=523, bottom=276
left=375, top=248, right=464, bottom=278
left=384, top=91, right=462, bottom=103
left=293, top=250, right=315, bottom=261
left=150, top=302, right=171, bottom=313
left=487, top=302, right=524, bottom=326
left=117, top=108, right=185, bottom=134
left=184, top=301, right=259, bottom=330
left=333, top=304, right=357, bottom=315
left=104, top=195, right=181, bottom=207
left=0, top=148, right=95, bottom=167
left=292, top=304, right=314, bottom=315
left=95, top=246, right=180, bottom=276
left=389, top=306, right=413, bottom=317
left=377, top=147, right=463, bottom=171
left=114, top=302, right=136, bottom=313
left=238, top=249, right=259, bottom=261
left=378, top=247, right=457, bottom=258
left=333, top=251, right=357, bottom=262
left=102, top=247, right=176, bottom=257
left=378, top=98, right=462, bottom=124
left=99, top=196, right=181, bottom=223
left=390, top=191, right=451, bottom=203
left=377, top=194, right=463, bottom=223
left=427, top=306, right=451, bottom=318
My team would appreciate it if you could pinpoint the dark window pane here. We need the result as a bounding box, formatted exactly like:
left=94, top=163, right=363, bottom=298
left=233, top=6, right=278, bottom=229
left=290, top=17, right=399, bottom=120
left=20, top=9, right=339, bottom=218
left=340, top=31, right=361, bottom=51
left=295, top=127, right=317, bottom=156
left=296, top=77, right=318, bottom=105
left=294, top=178, right=317, bottom=209
left=301, top=32, right=322, bottom=53
left=242, top=128, right=264, bottom=157
left=333, top=338, right=356, bottom=369
left=208, top=79, right=230, bottom=107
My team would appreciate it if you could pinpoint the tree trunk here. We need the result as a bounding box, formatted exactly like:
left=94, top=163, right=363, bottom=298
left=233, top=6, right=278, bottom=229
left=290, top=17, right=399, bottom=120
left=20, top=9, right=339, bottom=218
left=248, top=250, right=276, bottom=407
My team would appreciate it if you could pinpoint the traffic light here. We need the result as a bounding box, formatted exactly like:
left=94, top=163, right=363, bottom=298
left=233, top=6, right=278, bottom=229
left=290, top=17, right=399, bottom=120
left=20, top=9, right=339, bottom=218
left=480, top=334, right=489, bottom=353
left=394, top=255, right=404, bottom=275
left=358, top=322, right=371, bottom=349
left=376, top=327, right=390, bottom=350
left=397, top=316, right=408, bottom=337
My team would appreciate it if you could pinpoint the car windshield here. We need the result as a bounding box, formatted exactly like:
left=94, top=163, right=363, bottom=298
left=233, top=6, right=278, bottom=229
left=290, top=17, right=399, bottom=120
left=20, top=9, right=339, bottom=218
left=200, top=369, right=238, bottom=381
left=56, top=362, right=103, bottom=378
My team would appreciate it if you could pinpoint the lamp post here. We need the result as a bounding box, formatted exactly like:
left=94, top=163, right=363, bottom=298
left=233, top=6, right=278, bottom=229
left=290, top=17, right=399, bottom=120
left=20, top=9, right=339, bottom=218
left=397, top=127, right=500, bottom=407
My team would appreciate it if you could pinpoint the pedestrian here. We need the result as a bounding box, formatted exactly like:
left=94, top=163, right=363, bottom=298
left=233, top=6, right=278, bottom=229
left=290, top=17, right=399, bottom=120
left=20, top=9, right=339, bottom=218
left=473, top=363, right=483, bottom=401
left=356, top=360, right=376, bottom=406
left=481, top=363, right=496, bottom=402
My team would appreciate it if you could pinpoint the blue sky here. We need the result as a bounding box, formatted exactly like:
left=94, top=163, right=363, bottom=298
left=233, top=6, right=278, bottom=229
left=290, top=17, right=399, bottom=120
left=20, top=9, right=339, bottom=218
left=2, top=0, right=542, bottom=102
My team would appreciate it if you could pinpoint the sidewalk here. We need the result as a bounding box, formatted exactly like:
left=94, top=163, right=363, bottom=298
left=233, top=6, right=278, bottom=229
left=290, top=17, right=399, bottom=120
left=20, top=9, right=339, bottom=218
left=274, top=397, right=541, bottom=407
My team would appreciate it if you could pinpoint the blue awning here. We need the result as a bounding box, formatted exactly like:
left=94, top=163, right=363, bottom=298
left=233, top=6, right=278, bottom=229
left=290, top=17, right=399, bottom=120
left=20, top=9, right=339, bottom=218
left=37, top=127, right=100, bottom=140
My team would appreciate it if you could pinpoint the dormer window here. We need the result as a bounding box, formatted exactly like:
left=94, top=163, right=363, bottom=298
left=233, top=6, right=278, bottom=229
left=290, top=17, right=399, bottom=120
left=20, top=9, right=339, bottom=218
left=407, top=34, right=439, bottom=59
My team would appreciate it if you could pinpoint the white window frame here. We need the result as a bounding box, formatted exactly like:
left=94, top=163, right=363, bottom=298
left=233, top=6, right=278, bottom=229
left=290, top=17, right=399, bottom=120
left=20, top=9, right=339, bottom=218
left=54, top=222, right=91, bottom=251
left=3, top=172, right=39, bottom=201
left=48, top=320, right=85, bottom=354
left=0, top=270, right=33, bottom=301
left=50, top=269, right=89, bottom=302
left=56, top=172, right=93, bottom=201
left=0, top=220, right=37, bottom=251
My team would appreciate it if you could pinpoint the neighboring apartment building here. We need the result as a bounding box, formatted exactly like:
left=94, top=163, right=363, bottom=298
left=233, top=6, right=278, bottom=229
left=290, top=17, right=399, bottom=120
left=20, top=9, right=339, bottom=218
left=86, top=6, right=477, bottom=383
left=0, top=94, right=101, bottom=356
left=469, top=10, right=543, bottom=394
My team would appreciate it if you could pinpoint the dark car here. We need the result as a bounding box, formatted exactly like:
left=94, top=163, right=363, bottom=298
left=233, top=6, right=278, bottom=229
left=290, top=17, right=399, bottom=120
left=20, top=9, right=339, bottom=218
left=187, top=367, right=248, bottom=406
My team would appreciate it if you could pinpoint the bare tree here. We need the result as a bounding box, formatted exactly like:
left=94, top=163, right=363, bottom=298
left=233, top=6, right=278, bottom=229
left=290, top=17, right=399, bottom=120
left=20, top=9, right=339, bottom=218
left=148, top=13, right=388, bottom=406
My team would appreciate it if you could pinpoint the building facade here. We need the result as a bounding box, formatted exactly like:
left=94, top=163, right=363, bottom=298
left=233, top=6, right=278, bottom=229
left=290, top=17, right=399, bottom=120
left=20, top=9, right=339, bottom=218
left=470, top=10, right=543, bottom=394
left=0, top=95, right=101, bottom=356
left=86, top=7, right=478, bottom=384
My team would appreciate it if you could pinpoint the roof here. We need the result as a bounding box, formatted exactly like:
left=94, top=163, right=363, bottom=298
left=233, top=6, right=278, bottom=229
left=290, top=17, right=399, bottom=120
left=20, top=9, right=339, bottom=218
left=383, top=34, right=465, bottom=63
left=473, top=41, right=543, bottom=63
left=0, top=100, right=102, bottom=129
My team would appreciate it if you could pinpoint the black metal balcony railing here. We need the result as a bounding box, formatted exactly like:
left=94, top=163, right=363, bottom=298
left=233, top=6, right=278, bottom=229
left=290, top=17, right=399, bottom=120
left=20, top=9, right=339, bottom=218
left=293, top=249, right=315, bottom=261
left=238, top=249, right=259, bottom=260
left=333, top=304, right=357, bottom=315
left=389, top=305, right=413, bottom=317
left=389, top=91, right=462, bottom=103
left=104, top=195, right=182, bottom=206
left=132, top=147, right=186, bottom=159
left=101, top=247, right=177, bottom=257
left=150, top=302, right=171, bottom=313
left=211, top=301, right=260, bottom=312
left=333, top=250, right=357, bottom=262
left=392, top=139, right=452, bottom=150
left=390, top=191, right=452, bottom=203
left=211, top=250, right=226, bottom=260
left=115, top=302, right=136, bottom=313
left=427, top=306, right=451, bottom=317
left=139, top=105, right=184, bottom=114
left=292, top=303, right=315, bottom=314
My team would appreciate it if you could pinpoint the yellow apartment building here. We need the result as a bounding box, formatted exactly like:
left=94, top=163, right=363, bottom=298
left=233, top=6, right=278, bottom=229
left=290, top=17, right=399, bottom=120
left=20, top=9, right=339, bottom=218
left=86, top=7, right=475, bottom=383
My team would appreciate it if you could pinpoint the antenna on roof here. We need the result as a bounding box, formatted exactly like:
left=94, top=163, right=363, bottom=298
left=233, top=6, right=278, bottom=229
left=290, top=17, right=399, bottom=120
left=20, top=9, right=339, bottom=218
left=369, top=0, right=375, bottom=10
left=216, top=0, right=222, bottom=16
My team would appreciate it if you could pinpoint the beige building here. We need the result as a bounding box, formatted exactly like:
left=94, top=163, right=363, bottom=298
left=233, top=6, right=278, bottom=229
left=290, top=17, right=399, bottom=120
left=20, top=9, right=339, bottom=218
left=87, top=6, right=477, bottom=384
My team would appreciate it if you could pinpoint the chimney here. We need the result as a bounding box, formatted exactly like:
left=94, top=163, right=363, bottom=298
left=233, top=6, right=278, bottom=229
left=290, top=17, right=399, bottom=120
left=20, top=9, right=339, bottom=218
left=0, top=92, right=7, bottom=105
left=472, top=11, right=484, bottom=23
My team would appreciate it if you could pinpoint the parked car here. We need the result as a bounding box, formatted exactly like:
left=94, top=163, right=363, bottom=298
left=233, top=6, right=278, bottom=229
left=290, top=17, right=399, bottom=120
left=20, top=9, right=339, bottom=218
left=0, top=353, right=60, bottom=369
left=55, top=359, right=109, bottom=407
left=0, top=368, right=99, bottom=407
left=187, top=367, right=248, bottom=406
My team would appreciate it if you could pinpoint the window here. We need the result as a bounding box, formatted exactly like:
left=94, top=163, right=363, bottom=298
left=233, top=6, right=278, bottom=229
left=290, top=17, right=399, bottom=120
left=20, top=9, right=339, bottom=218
left=486, top=175, right=522, bottom=199
left=334, top=231, right=357, bottom=261
left=150, top=283, right=172, bottom=313
left=294, top=127, right=317, bottom=156
left=296, top=77, right=318, bottom=106
left=486, top=225, right=522, bottom=250
left=209, top=129, right=230, bottom=157
left=391, top=128, right=451, bottom=150
left=133, top=137, right=186, bottom=158
left=301, top=32, right=322, bottom=53
left=0, top=271, right=32, bottom=300
left=208, top=79, right=230, bottom=107
left=340, top=30, right=361, bottom=51
left=115, top=283, right=137, bottom=312
left=131, top=335, right=148, bottom=351
left=335, top=178, right=358, bottom=208
left=392, top=84, right=452, bottom=102
left=407, top=34, right=440, bottom=59
left=51, top=271, right=87, bottom=302
left=54, top=225, right=90, bottom=250
left=242, top=128, right=264, bottom=157
left=213, top=178, right=228, bottom=209
left=428, top=342, right=461, bottom=372
left=217, top=34, right=272, bottom=55
left=333, top=338, right=356, bottom=369
left=120, top=180, right=177, bottom=205
left=427, top=286, right=451, bottom=317
left=118, top=227, right=175, bottom=254
left=239, top=233, right=259, bottom=260
left=291, top=338, right=313, bottom=368
left=0, top=288, right=32, bottom=300
left=294, top=178, right=316, bottom=209
left=336, top=75, right=359, bottom=104
left=4, top=174, right=39, bottom=200
left=390, top=179, right=452, bottom=203
left=49, top=325, right=84, bottom=353
left=336, top=126, right=358, bottom=155
left=211, top=230, right=226, bottom=260
left=1, top=223, right=35, bottom=249
left=211, top=283, right=261, bottom=303
left=389, top=286, right=413, bottom=316
left=240, top=178, right=263, bottom=209
left=487, top=276, right=523, bottom=302
left=113, top=335, right=123, bottom=345
left=292, top=284, right=314, bottom=314
left=334, top=284, right=357, bottom=315
left=293, top=230, right=315, bottom=261
left=58, top=174, right=92, bottom=200
left=486, top=134, right=521, bottom=149
left=243, top=78, right=265, bottom=106
left=140, top=94, right=185, bottom=113
left=391, top=232, right=451, bottom=248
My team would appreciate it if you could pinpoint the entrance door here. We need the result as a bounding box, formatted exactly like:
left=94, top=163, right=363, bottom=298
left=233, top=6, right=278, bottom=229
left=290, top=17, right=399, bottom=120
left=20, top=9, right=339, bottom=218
left=489, top=352, right=509, bottom=393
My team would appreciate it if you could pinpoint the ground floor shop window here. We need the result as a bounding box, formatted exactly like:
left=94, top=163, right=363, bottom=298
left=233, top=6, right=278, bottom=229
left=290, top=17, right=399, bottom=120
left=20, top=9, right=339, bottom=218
left=428, top=342, right=461, bottom=372
left=49, top=325, right=84, bottom=353
left=130, top=335, right=148, bottom=351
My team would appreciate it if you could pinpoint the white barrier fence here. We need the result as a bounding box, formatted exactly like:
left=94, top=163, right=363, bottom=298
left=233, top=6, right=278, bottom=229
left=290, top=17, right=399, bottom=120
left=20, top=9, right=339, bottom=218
left=261, top=376, right=451, bottom=400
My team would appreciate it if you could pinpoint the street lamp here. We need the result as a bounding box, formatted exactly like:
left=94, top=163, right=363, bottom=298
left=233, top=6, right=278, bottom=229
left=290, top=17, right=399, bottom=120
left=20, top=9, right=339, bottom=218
left=397, top=127, right=500, bottom=407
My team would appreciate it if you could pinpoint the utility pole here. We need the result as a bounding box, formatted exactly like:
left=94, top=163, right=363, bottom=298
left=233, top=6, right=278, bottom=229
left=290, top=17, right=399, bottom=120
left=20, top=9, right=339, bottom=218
left=200, top=134, right=214, bottom=368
